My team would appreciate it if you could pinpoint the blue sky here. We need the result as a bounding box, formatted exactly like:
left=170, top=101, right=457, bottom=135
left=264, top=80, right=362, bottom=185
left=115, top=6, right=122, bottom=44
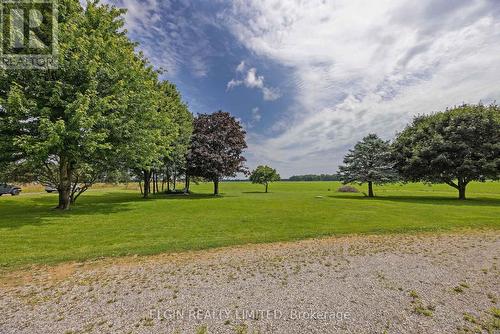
left=106, top=0, right=500, bottom=177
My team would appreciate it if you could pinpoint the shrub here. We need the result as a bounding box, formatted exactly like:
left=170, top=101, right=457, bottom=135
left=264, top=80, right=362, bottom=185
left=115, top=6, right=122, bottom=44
left=337, top=185, right=360, bottom=193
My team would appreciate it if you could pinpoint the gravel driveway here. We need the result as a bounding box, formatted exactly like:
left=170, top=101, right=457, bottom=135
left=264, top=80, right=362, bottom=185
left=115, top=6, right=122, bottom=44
left=1, top=231, right=499, bottom=334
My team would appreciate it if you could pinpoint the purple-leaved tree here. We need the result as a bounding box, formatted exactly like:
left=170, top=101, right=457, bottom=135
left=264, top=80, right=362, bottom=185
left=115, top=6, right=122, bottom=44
left=187, top=111, right=247, bottom=195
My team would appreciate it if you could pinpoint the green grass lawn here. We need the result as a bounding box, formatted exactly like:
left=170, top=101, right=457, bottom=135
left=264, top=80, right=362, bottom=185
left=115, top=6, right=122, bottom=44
left=0, top=181, right=499, bottom=269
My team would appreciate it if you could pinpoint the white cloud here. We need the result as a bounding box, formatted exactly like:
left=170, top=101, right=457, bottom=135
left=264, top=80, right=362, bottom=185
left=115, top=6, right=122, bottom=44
left=251, top=107, right=261, bottom=122
left=262, top=87, right=281, bottom=101
left=223, top=0, right=500, bottom=176
left=242, top=107, right=263, bottom=130
left=227, top=63, right=282, bottom=101
left=236, top=61, right=246, bottom=72
left=226, top=79, right=242, bottom=90
left=105, top=0, right=214, bottom=77
left=245, top=68, right=265, bottom=88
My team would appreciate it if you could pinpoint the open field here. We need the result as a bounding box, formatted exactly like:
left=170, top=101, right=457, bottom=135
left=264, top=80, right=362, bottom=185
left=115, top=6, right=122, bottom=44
left=0, top=181, right=499, bottom=270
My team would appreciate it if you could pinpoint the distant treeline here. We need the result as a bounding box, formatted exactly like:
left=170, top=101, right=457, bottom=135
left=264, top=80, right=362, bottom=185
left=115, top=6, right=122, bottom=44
left=287, top=174, right=340, bottom=181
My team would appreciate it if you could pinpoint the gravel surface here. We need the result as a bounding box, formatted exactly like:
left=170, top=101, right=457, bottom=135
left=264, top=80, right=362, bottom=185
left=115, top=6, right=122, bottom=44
left=1, top=231, right=499, bottom=334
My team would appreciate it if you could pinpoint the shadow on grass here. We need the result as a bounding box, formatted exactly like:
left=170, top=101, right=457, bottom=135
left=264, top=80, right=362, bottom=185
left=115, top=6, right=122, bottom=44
left=331, top=194, right=500, bottom=206
left=150, top=192, right=223, bottom=200
left=0, top=196, right=132, bottom=230
left=0, top=191, right=224, bottom=230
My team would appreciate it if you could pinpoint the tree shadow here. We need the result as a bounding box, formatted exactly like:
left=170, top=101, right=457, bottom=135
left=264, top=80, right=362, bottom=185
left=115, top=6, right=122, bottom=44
left=0, top=192, right=236, bottom=230
left=150, top=192, right=223, bottom=200
left=0, top=191, right=227, bottom=230
left=330, top=194, right=500, bottom=206
left=0, top=194, right=135, bottom=230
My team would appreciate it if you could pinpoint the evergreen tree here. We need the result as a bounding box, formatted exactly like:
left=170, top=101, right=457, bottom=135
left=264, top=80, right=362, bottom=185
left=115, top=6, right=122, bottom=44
left=337, top=134, right=397, bottom=197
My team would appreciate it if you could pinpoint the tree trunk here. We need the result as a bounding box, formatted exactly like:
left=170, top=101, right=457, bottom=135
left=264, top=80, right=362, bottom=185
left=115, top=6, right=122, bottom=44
left=213, top=178, right=219, bottom=196
left=368, top=181, right=374, bottom=197
left=265, top=183, right=268, bottom=193
left=166, top=170, right=171, bottom=192
left=57, top=157, right=72, bottom=210
left=185, top=174, right=190, bottom=193
left=143, top=170, right=151, bottom=198
left=155, top=173, right=159, bottom=193
left=458, top=179, right=467, bottom=200
left=458, top=187, right=466, bottom=200
left=152, top=172, right=155, bottom=194
left=152, top=171, right=156, bottom=194
left=58, top=189, right=71, bottom=210
left=173, top=168, right=177, bottom=191
left=58, top=187, right=71, bottom=210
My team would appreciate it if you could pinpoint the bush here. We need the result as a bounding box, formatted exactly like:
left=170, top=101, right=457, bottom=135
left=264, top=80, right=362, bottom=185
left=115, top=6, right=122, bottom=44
left=337, top=185, right=359, bottom=193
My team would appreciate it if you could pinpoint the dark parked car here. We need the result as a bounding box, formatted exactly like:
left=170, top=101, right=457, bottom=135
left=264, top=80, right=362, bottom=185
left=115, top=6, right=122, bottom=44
left=45, top=184, right=80, bottom=193
left=0, top=183, right=21, bottom=196
left=45, top=185, right=58, bottom=193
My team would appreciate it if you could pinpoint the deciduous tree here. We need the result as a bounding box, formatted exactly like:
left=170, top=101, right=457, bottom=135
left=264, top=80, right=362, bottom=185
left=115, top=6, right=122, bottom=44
left=160, top=82, right=193, bottom=193
left=249, top=165, right=280, bottom=193
left=187, top=111, right=247, bottom=195
left=130, top=80, right=188, bottom=199
left=392, top=104, right=500, bottom=200
left=0, top=0, right=168, bottom=208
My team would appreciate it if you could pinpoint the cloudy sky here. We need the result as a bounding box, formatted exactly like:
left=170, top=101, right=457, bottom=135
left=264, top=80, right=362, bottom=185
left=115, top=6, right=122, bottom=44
left=106, top=0, right=500, bottom=177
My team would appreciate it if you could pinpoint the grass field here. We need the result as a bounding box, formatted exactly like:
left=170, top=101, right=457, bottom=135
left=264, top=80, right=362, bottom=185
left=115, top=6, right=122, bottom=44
left=0, top=181, right=499, bottom=269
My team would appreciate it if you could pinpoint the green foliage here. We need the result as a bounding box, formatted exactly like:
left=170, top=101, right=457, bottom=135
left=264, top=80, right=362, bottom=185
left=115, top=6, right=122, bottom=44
left=249, top=165, right=280, bottom=192
left=132, top=80, right=191, bottom=198
left=0, top=1, right=187, bottom=207
left=338, top=134, right=398, bottom=197
left=392, top=104, right=500, bottom=199
left=160, top=81, right=193, bottom=192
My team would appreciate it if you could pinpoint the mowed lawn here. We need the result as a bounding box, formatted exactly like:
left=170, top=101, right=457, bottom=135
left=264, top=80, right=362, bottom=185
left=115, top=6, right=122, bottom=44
left=0, top=181, right=499, bottom=269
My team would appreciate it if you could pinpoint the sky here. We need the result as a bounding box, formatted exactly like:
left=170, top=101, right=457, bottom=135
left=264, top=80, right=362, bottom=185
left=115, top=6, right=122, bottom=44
left=105, top=0, right=500, bottom=177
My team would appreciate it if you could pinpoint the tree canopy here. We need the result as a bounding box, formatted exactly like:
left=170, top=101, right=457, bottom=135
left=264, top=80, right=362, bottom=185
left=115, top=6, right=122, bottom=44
left=249, top=165, right=280, bottom=193
left=337, top=134, right=398, bottom=197
left=133, top=81, right=191, bottom=198
left=160, top=82, right=193, bottom=194
left=187, top=111, right=247, bottom=195
left=392, top=104, right=500, bottom=199
left=0, top=0, right=187, bottom=208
